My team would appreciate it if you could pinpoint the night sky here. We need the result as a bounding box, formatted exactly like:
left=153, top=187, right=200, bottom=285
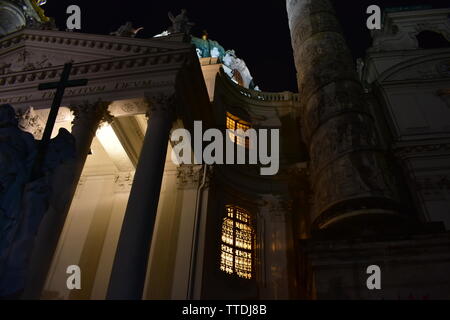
left=41, top=0, right=449, bottom=93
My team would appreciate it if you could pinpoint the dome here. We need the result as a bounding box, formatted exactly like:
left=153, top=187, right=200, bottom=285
left=0, top=1, right=26, bottom=37
left=191, top=36, right=226, bottom=59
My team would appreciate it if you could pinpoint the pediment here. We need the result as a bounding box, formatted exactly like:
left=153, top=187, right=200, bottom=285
left=0, top=28, right=192, bottom=75
left=379, top=52, right=450, bottom=83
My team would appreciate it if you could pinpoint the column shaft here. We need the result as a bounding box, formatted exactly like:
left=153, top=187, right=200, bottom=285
left=107, top=95, right=175, bottom=300
left=287, top=0, right=403, bottom=234
left=22, top=101, right=111, bottom=299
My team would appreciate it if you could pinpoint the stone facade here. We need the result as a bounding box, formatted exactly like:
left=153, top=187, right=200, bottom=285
left=288, top=2, right=450, bottom=299
left=0, top=1, right=449, bottom=300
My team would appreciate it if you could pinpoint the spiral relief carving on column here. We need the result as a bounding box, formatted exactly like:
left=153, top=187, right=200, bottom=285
left=287, top=0, right=403, bottom=231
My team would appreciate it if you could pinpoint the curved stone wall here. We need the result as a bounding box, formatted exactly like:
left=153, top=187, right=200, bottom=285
left=287, top=0, right=404, bottom=233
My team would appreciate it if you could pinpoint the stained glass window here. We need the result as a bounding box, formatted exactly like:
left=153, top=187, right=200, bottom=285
left=220, top=206, right=254, bottom=279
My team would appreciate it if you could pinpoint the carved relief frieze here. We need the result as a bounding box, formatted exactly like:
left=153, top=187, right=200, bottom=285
left=312, top=152, right=399, bottom=219
left=0, top=49, right=74, bottom=75
left=17, top=106, right=44, bottom=139
left=302, top=81, right=369, bottom=141
left=309, top=114, right=379, bottom=176
left=114, top=172, right=135, bottom=193
left=176, top=165, right=203, bottom=189
left=176, top=165, right=214, bottom=189
left=414, top=175, right=450, bottom=201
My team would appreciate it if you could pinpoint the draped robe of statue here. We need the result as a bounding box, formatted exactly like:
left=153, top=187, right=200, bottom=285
left=0, top=104, right=75, bottom=298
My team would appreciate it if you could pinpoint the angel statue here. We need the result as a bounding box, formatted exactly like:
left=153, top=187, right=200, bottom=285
left=0, top=104, right=75, bottom=299
left=168, top=9, right=195, bottom=35
left=110, top=22, right=144, bottom=37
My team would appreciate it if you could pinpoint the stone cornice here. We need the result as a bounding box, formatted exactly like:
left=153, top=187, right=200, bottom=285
left=393, top=141, right=450, bottom=159
left=0, top=49, right=191, bottom=89
left=0, top=28, right=192, bottom=56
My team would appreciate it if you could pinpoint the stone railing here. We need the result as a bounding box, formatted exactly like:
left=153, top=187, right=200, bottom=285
left=238, top=87, right=300, bottom=103
left=219, top=69, right=300, bottom=105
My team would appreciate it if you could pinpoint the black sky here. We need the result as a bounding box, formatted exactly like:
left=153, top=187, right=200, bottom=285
left=41, top=0, right=449, bottom=93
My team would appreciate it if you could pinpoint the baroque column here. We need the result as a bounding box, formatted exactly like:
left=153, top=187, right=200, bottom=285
left=286, top=0, right=403, bottom=234
left=107, top=92, right=176, bottom=300
left=22, top=100, right=112, bottom=299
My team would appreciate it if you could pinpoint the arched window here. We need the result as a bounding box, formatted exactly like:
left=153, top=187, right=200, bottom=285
left=226, top=112, right=251, bottom=148
left=416, top=31, right=450, bottom=49
left=220, top=206, right=254, bottom=279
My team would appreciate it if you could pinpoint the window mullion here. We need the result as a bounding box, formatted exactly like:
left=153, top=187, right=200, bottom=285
left=232, top=207, right=236, bottom=275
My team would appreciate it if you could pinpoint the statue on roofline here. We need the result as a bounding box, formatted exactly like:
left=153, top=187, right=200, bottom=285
left=110, top=22, right=144, bottom=37
left=168, top=9, right=195, bottom=35
left=0, top=104, right=75, bottom=298
left=153, top=9, right=195, bottom=38
left=223, top=50, right=260, bottom=91
left=30, top=0, right=50, bottom=23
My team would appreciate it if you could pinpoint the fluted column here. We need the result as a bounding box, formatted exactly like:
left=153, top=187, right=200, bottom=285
left=22, top=100, right=112, bottom=299
left=287, top=0, right=402, bottom=233
left=107, top=93, right=176, bottom=300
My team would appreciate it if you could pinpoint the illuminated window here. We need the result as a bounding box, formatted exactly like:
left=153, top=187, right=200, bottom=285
left=226, top=113, right=251, bottom=148
left=220, top=206, right=254, bottom=279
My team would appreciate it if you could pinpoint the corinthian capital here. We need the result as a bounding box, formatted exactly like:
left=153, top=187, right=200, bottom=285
left=70, top=99, right=113, bottom=127
left=145, top=91, right=177, bottom=119
left=176, top=165, right=213, bottom=189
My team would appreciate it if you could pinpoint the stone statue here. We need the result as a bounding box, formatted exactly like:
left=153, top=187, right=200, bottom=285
left=110, top=22, right=144, bottom=37
left=223, top=50, right=259, bottom=90
left=0, top=104, right=75, bottom=298
left=168, top=9, right=194, bottom=34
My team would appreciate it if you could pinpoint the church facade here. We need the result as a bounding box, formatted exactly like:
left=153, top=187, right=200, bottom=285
left=0, top=0, right=449, bottom=300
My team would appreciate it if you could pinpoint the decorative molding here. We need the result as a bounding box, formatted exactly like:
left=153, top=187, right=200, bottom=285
left=394, top=143, right=450, bottom=159
left=0, top=30, right=179, bottom=58
left=114, top=172, right=135, bottom=193
left=415, top=175, right=450, bottom=201
left=70, top=100, right=113, bottom=128
left=176, top=165, right=204, bottom=189
left=8, top=49, right=55, bottom=73
left=17, top=106, right=44, bottom=139
left=384, top=59, right=450, bottom=82
left=369, top=9, right=450, bottom=53
left=145, top=91, right=177, bottom=118
left=0, top=50, right=189, bottom=88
